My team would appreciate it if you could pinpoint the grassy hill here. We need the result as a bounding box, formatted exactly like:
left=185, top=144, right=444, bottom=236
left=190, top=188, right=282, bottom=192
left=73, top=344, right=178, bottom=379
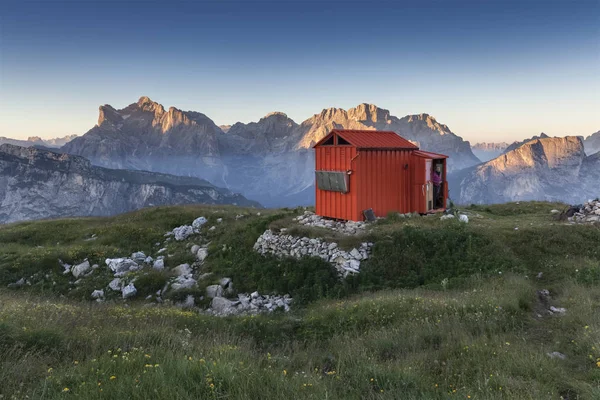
left=1, top=202, right=599, bottom=399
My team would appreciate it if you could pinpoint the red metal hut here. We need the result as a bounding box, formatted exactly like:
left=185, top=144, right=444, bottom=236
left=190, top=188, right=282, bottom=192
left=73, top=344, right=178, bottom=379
left=313, top=129, right=448, bottom=221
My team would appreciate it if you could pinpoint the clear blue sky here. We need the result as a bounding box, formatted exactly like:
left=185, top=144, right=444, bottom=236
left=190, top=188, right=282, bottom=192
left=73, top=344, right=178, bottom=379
left=1, top=0, right=598, bottom=142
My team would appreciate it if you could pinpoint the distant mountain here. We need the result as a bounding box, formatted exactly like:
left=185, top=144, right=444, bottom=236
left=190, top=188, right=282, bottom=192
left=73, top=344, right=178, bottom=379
left=62, top=96, right=224, bottom=183
left=60, top=97, right=482, bottom=207
left=459, top=136, right=598, bottom=204
left=471, top=142, right=509, bottom=162
left=294, top=104, right=480, bottom=171
left=0, top=144, right=258, bottom=224
left=219, top=125, right=232, bottom=133
left=584, top=130, right=600, bottom=155
left=503, top=133, right=549, bottom=154
left=0, top=135, right=77, bottom=148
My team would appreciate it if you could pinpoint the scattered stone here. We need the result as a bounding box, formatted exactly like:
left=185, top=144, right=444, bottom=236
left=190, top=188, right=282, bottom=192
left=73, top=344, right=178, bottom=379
left=568, top=200, right=600, bottom=224
left=546, top=351, right=567, bottom=360
left=108, top=278, right=122, bottom=291
left=157, top=248, right=167, bottom=254
left=153, top=259, right=165, bottom=270
left=440, top=214, right=455, bottom=221
left=172, top=263, right=192, bottom=276
left=219, top=277, right=232, bottom=288
left=550, top=209, right=560, bottom=214
left=211, top=297, right=235, bottom=314
left=196, top=248, right=209, bottom=262
left=192, top=216, right=208, bottom=230
left=144, top=256, right=154, bottom=264
left=198, top=273, right=213, bottom=281
left=206, top=285, right=224, bottom=298
left=191, top=245, right=201, bottom=255
left=549, top=306, right=567, bottom=314
left=122, top=283, right=137, bottom=299
left=91, top=289, right=104, bottom=300
left=209, top=226, right=216, bottom=231
left=172, top=225, right=194, bottom=241
left=171, top=276, right=197, bottom=291
left=459, top=214, right=469, bottom=223
left=71, top=260, right=91, bottom=278
left=7, top=278, right=25, bottom=288
left=217, top=218, right=223, bottom=223
left=178, top=295, right=196, bottom=309
left=131, top=251, right=146, bottom=263
left=105, top=258, right=140, bottom=276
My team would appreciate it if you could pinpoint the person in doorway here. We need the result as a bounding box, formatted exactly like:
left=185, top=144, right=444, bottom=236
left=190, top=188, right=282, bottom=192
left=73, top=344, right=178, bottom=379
left=431, top=164, right=443, bottom=208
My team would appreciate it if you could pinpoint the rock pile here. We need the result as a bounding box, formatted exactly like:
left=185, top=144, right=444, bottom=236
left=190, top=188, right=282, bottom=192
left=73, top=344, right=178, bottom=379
left=294, top=211, right=368, bottom=235
left=207, top=290, right=292, bottom=316
left=568, top=199, right=600, bottom=224
left=254, top=229, right=373, bottom=276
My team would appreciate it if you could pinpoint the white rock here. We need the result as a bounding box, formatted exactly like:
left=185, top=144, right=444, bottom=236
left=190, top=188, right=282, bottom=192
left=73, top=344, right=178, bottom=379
left=157, top=248, right=167, bottom=254
left=217, top=218, right=223, bottom=223
left=211, top=297, right=235, bottom=314
left=550, top=209, right=560, bottom=214
left=71, top=260, right=91, bottom=278
left=91, top=289, right=104, bottom=299
left=172, top=263, right=192, bottom=276
left=440, top=214, right=455, bottom=220
left=458, top=214, right=469, bottom=223
left=196, top=248, right=209, bottom=262
left=546, top=351, right=567, bottom=360
left=122, top=283, right=137, bottom=299
left=108, top=278, right=122, bottom=291
left=192, top=217, right=208, bottom=230
left=172, top=225, right=194, bottom=241
left=153, top=259, right=165, bottom=270
left=206, top=285, right=224, bottom=298
left=171, top=276, right=197, bottom=291
left=549, top=306, right=567, bottom=314
left=209, top=226, right=216, bottom=231
left=144, top=256, right=154, bottom=264
left=131, top=251, right=146, bottom=263
left=191, top=245, right=201, bottom=255
left=251, top=291, right=260, bottom=299
left=219, top=277, right=232, bottom=288
left=105, top=258, right=140, bottom=276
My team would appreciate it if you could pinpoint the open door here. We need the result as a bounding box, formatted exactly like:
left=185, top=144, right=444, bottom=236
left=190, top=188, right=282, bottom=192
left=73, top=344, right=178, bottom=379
left=425, top=159, right=434, bottom=211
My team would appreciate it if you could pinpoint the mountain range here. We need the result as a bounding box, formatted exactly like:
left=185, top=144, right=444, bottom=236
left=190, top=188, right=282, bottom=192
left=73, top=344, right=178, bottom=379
left=62, top=97, right=481, bottom=206
left=471, top=142, right=509, bottom=162
left=0, top=144, right=257, bottom=224
left=0, top=135, right=77, bottom=149
left=458, top=136, right=599, bottom=204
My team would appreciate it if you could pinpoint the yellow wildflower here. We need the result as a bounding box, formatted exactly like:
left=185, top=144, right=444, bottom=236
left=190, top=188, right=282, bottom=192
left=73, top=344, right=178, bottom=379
left=73, top=361, right=79, bottom=365
left=62, top=387, right=69, bottom=392
left=283, top=370, right=287, bottom=376
left=110, top=376, right=116, bottom=380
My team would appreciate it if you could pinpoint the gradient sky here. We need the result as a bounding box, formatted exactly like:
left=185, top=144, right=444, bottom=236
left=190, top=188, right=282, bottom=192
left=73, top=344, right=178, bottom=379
left=1, top=0, right=598, bottom=143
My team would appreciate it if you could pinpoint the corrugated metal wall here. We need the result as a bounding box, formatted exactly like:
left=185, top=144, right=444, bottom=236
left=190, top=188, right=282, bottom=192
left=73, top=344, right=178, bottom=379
left=355, top=149, right=413, bottom=218
left=315, top=146, right=358, bottom=220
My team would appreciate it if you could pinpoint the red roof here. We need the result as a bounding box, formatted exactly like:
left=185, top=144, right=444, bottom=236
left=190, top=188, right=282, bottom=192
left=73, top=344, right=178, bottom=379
left=413, top=150, right=449, bottom=159
left=313, top=129, right=419, bottom=150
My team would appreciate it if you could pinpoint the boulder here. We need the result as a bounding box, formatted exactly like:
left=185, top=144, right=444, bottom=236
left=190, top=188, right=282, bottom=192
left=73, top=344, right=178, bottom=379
left=144, top=256, right=154, bottom=264
left=196, top=248, right=209, bottom=262
left=191, top=245, right=201, bottom=255
left=219, top=277, right=232, bottom=288
left=153, top=259, right=165, bottom=270
left=192, top=217, right=207, bottom=230
left=211, top=297, right=235, bottom=314
left=71, top=260, right=91, bottom=278
left=131, top=251, right=146, bottom=263
left=105, top=258, right=140, bottom=276
left=108, top=278, right=122, bottom=291
left=122, top=283, right=137, bottom=299
left=440, top=214, right=455, bottom=221
left=171, top=276, right=197, bottom=291
left=172, top=225, right=194, bottom=241
left=459, top=214, right=469, bottom=223
left=91, top=289, right=104, bottom=299
left=173, top=263, right=192, bottom=276
left=206, top=284, right=224, bottom=298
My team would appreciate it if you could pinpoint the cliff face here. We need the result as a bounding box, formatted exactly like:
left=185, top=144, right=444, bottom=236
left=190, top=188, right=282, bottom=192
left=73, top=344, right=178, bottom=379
left=584, top=131, right=600, bottom=155
left=0, top=144, right=258, bottom=224
left=471, top=142, right=509, bottom=162
left=62, top=96, right=225, bottom=184
left=458, top=137, right=597, bottom=204
left=295, top=104, right=480, bottom=171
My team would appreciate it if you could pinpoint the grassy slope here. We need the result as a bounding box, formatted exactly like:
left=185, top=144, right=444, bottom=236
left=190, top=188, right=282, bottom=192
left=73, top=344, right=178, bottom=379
left=0, top=202, right=599, bottom=399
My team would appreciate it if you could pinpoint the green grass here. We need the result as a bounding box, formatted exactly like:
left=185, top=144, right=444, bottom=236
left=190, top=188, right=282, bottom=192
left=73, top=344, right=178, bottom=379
left=0, top=201, right=599, bottom=398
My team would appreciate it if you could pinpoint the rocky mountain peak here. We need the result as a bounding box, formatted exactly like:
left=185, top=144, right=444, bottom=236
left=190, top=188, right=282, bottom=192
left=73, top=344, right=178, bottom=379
left=97, top=105, right=123, bottom=126
left=264, top=111, right=288, bottom=119
left=136, top=96, right=165, bottom=114
left=347, top=103, right=391, bottom=123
